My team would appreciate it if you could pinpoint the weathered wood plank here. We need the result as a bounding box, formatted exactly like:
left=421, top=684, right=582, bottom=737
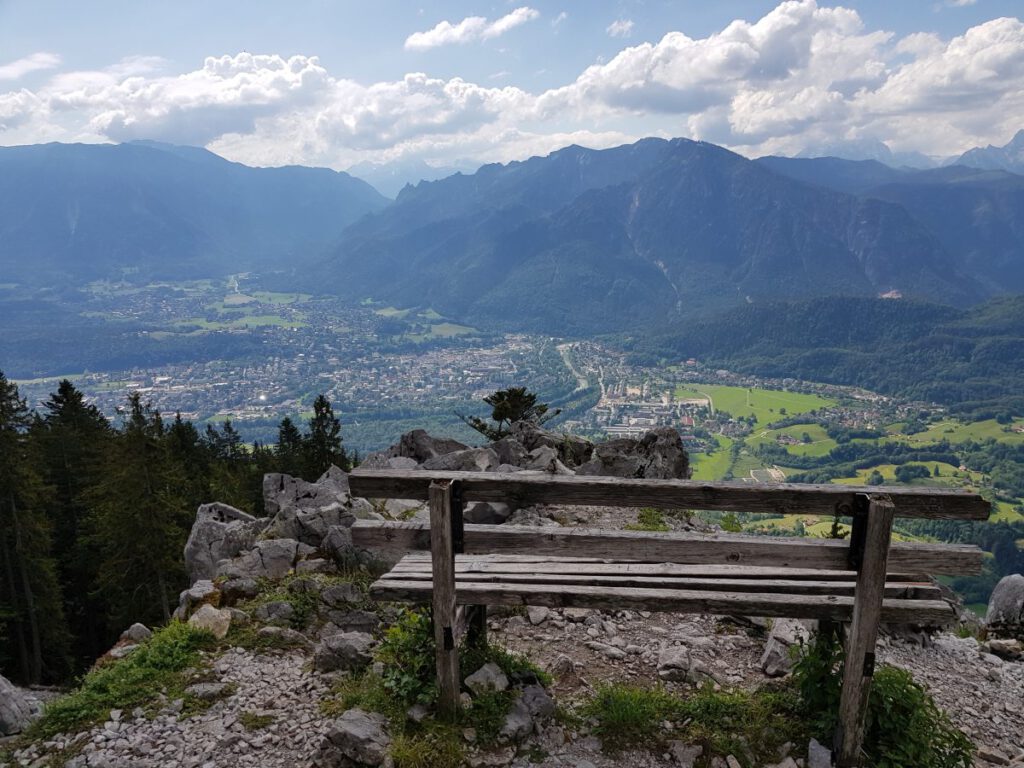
left=836, top=496, right=895, bottom=766
left=369, top=579, right=955, bottom=625
left=393, top=554, right=930, bottom=581
left=349, top=469, right=990, bottom=520
left=379, top=569, right=940, bottom=599
left=351, top=521, right=983, bottom=575
left=428, top=481, right=460, bottom=719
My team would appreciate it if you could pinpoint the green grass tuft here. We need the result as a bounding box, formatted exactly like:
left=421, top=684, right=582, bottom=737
left=238, top=711, right=275, bottom=730
left=27, top=622, right=216, bottom=740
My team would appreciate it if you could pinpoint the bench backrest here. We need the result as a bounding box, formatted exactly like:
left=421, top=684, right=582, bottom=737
left=349, top=469, right=988, bottom=574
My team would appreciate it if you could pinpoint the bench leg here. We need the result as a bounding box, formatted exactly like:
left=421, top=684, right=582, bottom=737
left=466, top=605, right=487, bottom=649
left=429, top=480, right=460, bottom=720
left=835, top=495, right=894, bottom=767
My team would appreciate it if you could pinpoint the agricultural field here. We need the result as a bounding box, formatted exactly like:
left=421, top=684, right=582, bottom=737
left=689, top=435, right=734, bottom=481
left=882, top=418, right=1024, bottom=446
left=673, top=384, right=835, bottom=428
left=747, top=422, right=837, bottom=457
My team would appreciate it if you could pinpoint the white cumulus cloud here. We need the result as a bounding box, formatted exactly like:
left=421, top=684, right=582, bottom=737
left=405, top=7, right=540, bottom=51
left=606, top=19, right=635, bottom=38
left=3, top=1, right=1024, bottom=168
left=0, top=52, right=61, bottom=81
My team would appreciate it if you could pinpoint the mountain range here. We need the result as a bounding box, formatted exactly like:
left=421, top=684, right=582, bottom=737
left=1, top=135, right=1023, bottom=339
left=318, top=137, right=1021, bottom=333
left=0, top=141, right=387, bottom=286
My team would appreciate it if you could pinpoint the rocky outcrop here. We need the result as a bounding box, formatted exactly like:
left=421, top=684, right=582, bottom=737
left=0, top=673, right=39, bottom=736
left=357, top=425, right=690, bottom=482
left=218, top=539, right=315, bottom=580
left=577, top=426, right=690, bottom=479
left=987, top=574, right=1024, bottom=638
left=183, top=502, right=266, bottom=584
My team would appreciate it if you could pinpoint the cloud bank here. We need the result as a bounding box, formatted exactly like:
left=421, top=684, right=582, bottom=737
left=2, top=1, right=1023, bottom=169
left=405, top=7, right=540, bottom=51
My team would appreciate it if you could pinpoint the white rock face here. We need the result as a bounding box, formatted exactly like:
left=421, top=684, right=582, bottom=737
left=188, top=604, right=233, bottom=639
left=987, top=574, right=1024, bottom=636
left=0, top=673, right=37, bottom=735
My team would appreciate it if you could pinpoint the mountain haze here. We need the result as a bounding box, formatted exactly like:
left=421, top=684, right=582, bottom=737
left=0, top=141, right=387, bottom=286
left=956, top=130, right=1024, bottom=175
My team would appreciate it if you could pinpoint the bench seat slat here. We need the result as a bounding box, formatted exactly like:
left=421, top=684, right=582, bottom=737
left=369, top=579, right=955, bottom=625
left=391, top=555, right=929, bottom=582
left=352, top=521, right=983, bottom=575
left=380, top=570, right=940, bottom=599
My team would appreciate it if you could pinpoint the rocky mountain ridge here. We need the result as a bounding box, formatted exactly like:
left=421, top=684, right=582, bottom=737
left=3, top=425, right=1023, bottom=768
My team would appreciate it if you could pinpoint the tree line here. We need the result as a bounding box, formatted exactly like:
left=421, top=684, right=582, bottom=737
left=0, top=372, right=350, bottom=685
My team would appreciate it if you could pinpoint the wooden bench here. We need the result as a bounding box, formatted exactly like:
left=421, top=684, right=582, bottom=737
left=348, top=469, right=988, bottom=767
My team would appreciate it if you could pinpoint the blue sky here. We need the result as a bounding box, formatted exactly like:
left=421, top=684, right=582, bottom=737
left=1, top=1, right=1022, bottom=170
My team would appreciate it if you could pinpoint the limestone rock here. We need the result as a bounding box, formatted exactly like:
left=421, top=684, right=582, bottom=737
left=188, top=604, right=232, bottom=639
left=264, top=467, right=357, bottom=546
left=657, top=646, right=692, bottom=681
left=464, top=501, right=512, bottom=525
left=422, top=447, right=499, bottom=472
left=637, top=426, right=691, bottom=479
left=527, top=606, right=550, bottom=626
left=314, top=632, right=375, bottom=673
left=264, top=465, right=349, bottom=517
left=119, top=623, right=152, bottom=644
left=253, top=601, right=295, bottom=625
left=320, top=582, right=364, bottom=608
left=519, top=684, right=555, bottom=719
left=760, top=619, right=809, bottom=677
left=220, top=577, right=259, bottom=604
left=986, top=574, right=1024, bottom=638
left=322, top=610, right=381, bottom=635
left=668, top=742, right=703, bottom=767
left=491, top=437, right=528, bottom=467
left=465, top=663, right=509, bottom=695
left=577, top=427, right=690, bottom=479
left=807, top=738, right=832, bottom=768
left=509, top=421, right=593, bottom=468
left=499, top=698, right=533, bottom=741
left=316, top=708, right=390, bottom=767
left=183, top=502, right=263, bottom=584
left=389, top=430, right=468, bottom=464
left=174, top=579, right=221, bottom=620
left=218, top=538, right=304, bottom=580
left=0, top=674, right=37, bottom=736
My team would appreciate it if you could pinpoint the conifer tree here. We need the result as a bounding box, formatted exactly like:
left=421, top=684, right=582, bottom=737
left=304, top=395, right=347, bottom=479
left=85, top=393, right=191, bottom=630
left=275, top=416, right=304, bottom=477
left=34, top=380, right=112, bottom=665
left=0, top=372, right=71, bottom=683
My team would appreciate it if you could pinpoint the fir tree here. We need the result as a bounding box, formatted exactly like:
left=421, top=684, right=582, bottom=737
left=84, top=394, right=191, bottom=630
left=275, top=416, right=304, bottom=477
left=0, top=372, right=71, bottom=683
left=304, top=395, right=348, bottom=478
left=34, top=380, right=112, bottom=666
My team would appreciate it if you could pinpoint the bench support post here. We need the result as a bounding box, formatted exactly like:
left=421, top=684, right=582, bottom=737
left=429, top=480, right=462, bottom=720
left=835, top=494, right=894, bottom=767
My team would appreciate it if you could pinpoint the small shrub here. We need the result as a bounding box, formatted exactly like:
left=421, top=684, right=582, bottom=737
left=792, top=631, right=974, bottom=768
left=376, top=608, right=438, bottom=706
left=863, top=667, right=973, bottom=768
left=625, top=508, right=670, bottom=532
